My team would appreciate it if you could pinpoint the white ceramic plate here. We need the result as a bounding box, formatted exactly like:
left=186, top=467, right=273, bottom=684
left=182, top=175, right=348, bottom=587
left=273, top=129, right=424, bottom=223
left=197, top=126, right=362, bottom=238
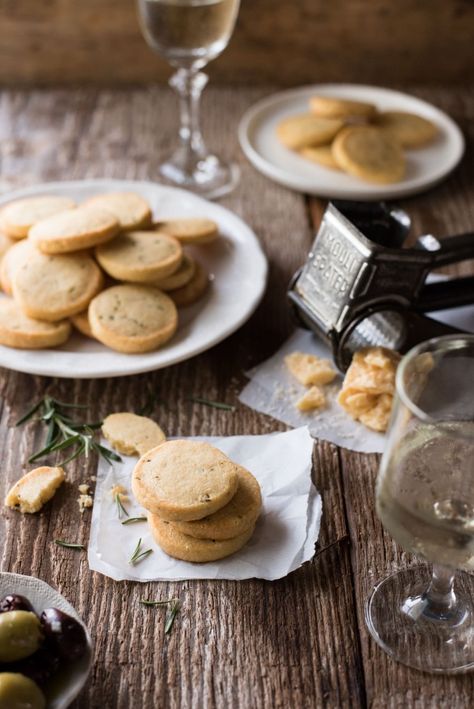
left=239, top=83, right=465, bottom=201
left=0, top=179, right=268, bottom=378
left=0, top=572, right=92, bottom=709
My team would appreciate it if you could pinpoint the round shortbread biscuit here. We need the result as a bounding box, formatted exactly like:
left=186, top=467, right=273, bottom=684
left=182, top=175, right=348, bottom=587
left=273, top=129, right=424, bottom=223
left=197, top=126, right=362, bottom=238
left=88, top=284, right=177, bottom=353
left=102, top=412, right=166, bottom=456
left=169, top=261, right=209, bottom=307
left=309, top=95, right=376, bottom=120
left=300, top=145, right=341, bottom=170
left=0, top=232, right=13, bottom=263
left=12, top=251, right=104, bottom=321
left=83, top=192, right=152, bottom=231
left=276, top=114, right=343, bottom=150
left=0, top=196, right=76, bottom=239
left=70, top=310, right=95, bottom=339
left=95, top=231, right=182, bottom=283
left=155, top=219, right=219, bottom=245
left=154, top=253, right=196, bottom=291
left=149, top=515, right=255, bottom=562
left=375, top=110, right=438, bottom=148
left=0, top=240, right=34, bottom=295
left=173, top=465, right=261, bottom=540
left=0, top=299, right=71, bottom=349
left=332, top=126, right=405, bottom=184
left=132, top=440, right=240, bottom=521
left=29, top=206, right=119, bottom=254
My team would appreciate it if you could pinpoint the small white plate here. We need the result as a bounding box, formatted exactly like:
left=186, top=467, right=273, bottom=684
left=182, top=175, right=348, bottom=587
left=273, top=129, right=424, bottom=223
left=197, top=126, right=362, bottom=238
left=239, top=83, right=465, bottom=201
left=0, top=572, right=92, bottom=709
left=0, top=179, right=268, bottom=378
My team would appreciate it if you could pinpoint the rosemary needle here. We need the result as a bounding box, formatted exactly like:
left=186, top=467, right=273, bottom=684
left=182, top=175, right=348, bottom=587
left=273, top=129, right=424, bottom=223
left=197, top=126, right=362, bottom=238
left=129, top=538, right=153, bottom=565
left=188, top=397, right=235, bottom=412
left=140, top=598, right=178, bottom=607
left=165, top=600, right=180, bottom=635
left=115, top=493, right=129, bottom=519
left=121, top=516, right=147, bottom=525
left=55, top=539, right=85, bottom=550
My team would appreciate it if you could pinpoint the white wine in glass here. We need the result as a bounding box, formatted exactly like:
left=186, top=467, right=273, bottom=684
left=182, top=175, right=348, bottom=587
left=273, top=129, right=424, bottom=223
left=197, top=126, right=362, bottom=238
left=137, top=0, right=241, bottom=198
left=366, top=335, right=474, bottom=673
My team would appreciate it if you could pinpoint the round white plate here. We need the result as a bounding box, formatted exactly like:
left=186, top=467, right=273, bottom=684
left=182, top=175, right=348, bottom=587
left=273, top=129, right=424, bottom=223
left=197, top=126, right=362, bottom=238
left=0, top=179, right=267, bottom=378
left=239, top=83, right=465, bottom=201
left=0, top=572, right=92, bottom=709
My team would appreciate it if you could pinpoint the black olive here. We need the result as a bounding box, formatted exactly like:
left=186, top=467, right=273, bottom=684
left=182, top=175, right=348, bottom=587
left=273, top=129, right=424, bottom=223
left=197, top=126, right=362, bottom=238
left=2, top=646, right=60, bottom=687
left=0, top=594, right=35, bottom=614
left=40, top=608, right=88, bottom=662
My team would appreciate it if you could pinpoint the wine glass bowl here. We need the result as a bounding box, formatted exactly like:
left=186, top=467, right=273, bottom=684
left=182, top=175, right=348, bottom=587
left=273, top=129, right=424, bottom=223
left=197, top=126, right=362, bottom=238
left=136, top=0, right=241, bottom=198
left=366, top=335, right=474, bottom=673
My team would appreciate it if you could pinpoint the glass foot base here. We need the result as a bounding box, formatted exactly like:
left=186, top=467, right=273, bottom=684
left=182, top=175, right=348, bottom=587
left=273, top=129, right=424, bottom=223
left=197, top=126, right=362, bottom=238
left=159, top=154, right=239, bottom=200
left=365, top=566, right=474, bottom=674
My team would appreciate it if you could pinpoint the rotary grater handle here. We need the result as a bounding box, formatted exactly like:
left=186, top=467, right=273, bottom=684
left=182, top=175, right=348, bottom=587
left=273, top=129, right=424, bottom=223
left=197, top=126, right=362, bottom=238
left=428, top=232, right=474, bottom=267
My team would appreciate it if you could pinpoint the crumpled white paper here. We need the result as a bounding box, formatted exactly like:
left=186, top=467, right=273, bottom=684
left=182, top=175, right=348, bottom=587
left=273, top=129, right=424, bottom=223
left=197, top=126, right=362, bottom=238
left=88, top=428, right=321, bottom=581
left=239, top=294, right=474, bottom=454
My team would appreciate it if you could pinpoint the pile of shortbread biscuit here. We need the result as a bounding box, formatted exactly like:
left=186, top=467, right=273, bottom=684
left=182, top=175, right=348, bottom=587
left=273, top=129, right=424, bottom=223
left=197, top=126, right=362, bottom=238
left=277, top=95, right=438, bottom=184
left=131, top=439, right=262, bottom=563
left=0, top=191, right=217, bottom=352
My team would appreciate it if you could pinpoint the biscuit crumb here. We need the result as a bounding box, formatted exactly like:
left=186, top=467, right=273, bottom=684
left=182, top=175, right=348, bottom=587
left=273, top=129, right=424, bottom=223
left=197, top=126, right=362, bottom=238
left=111, top=484, right=129, bottom=503
left=78, top=494, right=93, bottom=513
left=78, top=483, right=90, bottom=494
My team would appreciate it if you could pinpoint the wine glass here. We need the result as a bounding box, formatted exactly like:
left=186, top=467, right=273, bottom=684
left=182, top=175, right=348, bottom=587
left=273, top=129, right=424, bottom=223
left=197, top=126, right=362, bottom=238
left=366, top=335, right=474, bottom=673
left=136, top=0, right=241, bottom=198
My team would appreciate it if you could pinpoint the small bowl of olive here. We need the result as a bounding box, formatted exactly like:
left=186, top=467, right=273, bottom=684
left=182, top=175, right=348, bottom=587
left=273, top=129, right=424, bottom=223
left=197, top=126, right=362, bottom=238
left=0, top=572, right=92, bottom=709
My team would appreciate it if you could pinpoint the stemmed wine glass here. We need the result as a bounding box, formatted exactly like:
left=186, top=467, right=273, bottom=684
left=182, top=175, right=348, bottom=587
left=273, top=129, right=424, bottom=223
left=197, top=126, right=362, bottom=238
left=136, top=0, right=241, bottom=198
left=366, top=335, right=474, bottom=673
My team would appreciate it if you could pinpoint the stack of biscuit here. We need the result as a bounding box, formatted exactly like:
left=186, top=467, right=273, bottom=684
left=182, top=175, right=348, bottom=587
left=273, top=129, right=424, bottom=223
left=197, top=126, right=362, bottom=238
left=0, top=191, right=216, bottom=353
left=277, top=95, right=438, bottom=184
left=131, top=440, right=262, bottom=563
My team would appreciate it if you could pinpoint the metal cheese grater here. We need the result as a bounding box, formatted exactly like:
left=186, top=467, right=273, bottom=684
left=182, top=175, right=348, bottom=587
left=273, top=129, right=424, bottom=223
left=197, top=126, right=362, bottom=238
left=288, top=201, right=474, bottom=372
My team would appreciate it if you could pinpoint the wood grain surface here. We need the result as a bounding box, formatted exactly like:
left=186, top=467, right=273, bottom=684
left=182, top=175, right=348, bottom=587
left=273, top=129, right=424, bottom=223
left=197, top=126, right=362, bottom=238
left=1, top=0, right=474, bottom=87
left=0, top=85, right=473, bottom=708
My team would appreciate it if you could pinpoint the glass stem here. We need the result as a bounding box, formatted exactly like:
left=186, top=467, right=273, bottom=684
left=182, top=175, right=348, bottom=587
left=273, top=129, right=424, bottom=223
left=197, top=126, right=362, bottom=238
left=423, top=564, right=457, bottom=620
left=170, top=68, right=208, bottom=165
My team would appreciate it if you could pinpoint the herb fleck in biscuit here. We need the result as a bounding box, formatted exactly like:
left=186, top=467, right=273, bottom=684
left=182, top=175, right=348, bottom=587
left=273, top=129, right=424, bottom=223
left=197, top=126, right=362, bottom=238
left=376, top=110, right=438, bottom=148
left=332, top=126, right=406, bottom=184
left=95, top=231, right=182, bottom=283
left=149, top=515, right=255, bottom=562
left=173, top=465, right=261, bottom=540
left=309, top=95, right=376, bottom=120
left=276, top=114, right=343, bottom=150
left=88, top=284, right=177, bottom=353
left=84, top=192, right=152, bottom=231
left=132, top=440, right=239, bottom=521
left=169, top=261, right=209, bottom=307
left=155, top=218, right=219, bottom=245
left=13, top=250, right=104, bottom=321
left=0, top=196, right=76, bottom=239
left=0, top=300, right=71, bottom=349
left=5, top=466, right=65, bottom=513
left=29, top=206, right=119, bottom=254
left=102, top=412, right=166, bottom=456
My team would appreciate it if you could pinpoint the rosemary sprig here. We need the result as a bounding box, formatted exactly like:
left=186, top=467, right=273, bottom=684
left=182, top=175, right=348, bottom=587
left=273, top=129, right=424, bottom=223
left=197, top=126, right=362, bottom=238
left=55, top=539, right=85, bottom=550
left=115, top=493, right=129, bottom=519
left=140, top=598, right=181, bottom=635
left=121, top=516, right=147, bottom=525
left=16, top=395, right=122, bottom=467
left=188, top=397, right=235, bottom=412
left=140, top=598, right=178, bottom=607
left=129, top=538, right=153, bottom=565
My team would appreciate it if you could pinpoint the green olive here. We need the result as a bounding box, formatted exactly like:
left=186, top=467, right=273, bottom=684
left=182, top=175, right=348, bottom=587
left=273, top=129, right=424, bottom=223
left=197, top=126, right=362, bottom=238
left=0, top=611, right=43, bottom=662
left=0, top=673, right=45, bottom=709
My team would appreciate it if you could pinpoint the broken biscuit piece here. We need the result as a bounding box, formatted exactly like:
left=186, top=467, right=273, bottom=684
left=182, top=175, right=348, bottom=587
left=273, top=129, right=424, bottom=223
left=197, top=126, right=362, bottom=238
left=5, top=466, right=65, bottom=513
left=102, top=412, right=166, bottom=457
left=296, top=385, right=326, bottom=412
left=285, top=352, right=337, bottom=386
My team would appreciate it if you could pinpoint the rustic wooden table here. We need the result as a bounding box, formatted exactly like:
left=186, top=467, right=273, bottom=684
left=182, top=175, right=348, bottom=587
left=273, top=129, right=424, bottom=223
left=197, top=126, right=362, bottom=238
left=0, top=85, right=473, bottom=708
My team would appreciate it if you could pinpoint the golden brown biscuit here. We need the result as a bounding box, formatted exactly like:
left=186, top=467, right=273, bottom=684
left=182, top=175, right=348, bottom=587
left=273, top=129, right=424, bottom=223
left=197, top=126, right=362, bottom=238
left=332, top=126, right=405, bottom=184
left=29, top=206, right=119, bottom=254
left=276, top=114, right=343, bottom=150
left=102, top=412, right=166, bottom=456
left=95, top=231, right=182, bottom=283
left=70, top=310, right=95, bottom=339
left=153, top=253, right=196, bottom=291
left=169, top=261, right=209, bottom=307
left=173, top=465, right=262, bottom=540
left=376, top=110, right=438, bottom=148
left=5, top=466, right=65, bottom=513
left=300, top=145, right=341, bottom=170
left=0, top=232, right=13, bottom=265
left=0, top=299, right=71, bottom=349
left=132, top=440, right=239, bottom=521
left=149, top=515, right=255, bottom=562
left=0, top=240, right=35, bottom=295
left=309, top=95, right=376, bottom=120
left=154, top=218, right=219, bottom=245
left=12, top=250, right=104, bottom=321
left=83, top=192, right=152, bottom=230
left=88, top=284, right=178, bottom=353
left=0, top=196, right=76, bottom=239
